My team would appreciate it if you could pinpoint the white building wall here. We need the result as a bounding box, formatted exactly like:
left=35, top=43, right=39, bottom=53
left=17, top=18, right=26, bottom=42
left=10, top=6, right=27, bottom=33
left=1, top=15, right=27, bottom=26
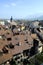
left=0, top=21, right=5, bottom=25
left=38, top=46, right=42, bottom=53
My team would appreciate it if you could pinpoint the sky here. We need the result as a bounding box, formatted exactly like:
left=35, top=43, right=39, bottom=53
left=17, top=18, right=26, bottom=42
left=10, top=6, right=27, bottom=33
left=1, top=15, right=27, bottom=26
left=0, top=0, right=43, bottom=19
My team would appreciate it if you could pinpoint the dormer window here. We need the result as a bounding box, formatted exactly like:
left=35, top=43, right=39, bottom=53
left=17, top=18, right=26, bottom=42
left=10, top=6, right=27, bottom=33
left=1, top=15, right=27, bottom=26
left=19, top=42, right=21, bottom=46
left=0, top=27, right=1, bottom=30
left=2, top=47, right=8, bottom=53
left=2, top=35, right=5, bottom=40
left=16, top=42, right=21, bottom=46
left=9, top=43, right=14, bottom=49
left=0, top=50, right=3, bottom=56
left=7, top=38, right=11, bottom=41
left=6, top=43, right=14, bottom=49
left=0, top=36, right=2, bottom=39
left=25, top=39, right=27, bottom=41
left=7, top=32, right=10, bottom=35
left=26, top=41, right=28, bottom=44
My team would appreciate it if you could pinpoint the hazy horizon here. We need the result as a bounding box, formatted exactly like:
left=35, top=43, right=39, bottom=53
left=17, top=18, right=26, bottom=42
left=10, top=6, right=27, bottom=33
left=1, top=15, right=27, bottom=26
left=0, top=0, right=43, bottom=19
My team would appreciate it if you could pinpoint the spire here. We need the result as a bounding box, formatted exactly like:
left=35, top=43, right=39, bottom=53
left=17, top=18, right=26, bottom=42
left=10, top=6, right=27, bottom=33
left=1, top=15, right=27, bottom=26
left=10, top=16, right=13, bottom=22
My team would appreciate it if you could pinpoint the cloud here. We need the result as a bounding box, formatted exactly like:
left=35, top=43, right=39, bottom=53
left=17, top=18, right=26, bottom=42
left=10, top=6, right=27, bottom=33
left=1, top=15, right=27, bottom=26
left=11, top=3, right=16, bottom=6
left=4, top=3, right=16, bottom=8
left=4, top=4, right=10, bottom=7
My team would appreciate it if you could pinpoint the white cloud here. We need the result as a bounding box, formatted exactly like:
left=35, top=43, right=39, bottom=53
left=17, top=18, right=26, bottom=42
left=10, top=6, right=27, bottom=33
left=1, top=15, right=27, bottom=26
left=4, top=3, right=16, bottom=8
left=4, top=4, right=10, bottom=7
left=11, top=3, right=16, bottom=6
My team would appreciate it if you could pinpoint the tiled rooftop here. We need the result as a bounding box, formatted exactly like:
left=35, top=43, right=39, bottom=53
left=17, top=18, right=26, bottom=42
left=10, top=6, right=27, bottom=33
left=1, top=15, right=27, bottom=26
left=0, top=24, right=41, bottom=64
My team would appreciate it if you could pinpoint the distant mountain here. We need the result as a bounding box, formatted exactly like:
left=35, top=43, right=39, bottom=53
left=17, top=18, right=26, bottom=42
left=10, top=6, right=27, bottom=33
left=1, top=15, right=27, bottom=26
left=38, top=15, right=43, bottom=20
left=25, top=14, right=43, bottom=20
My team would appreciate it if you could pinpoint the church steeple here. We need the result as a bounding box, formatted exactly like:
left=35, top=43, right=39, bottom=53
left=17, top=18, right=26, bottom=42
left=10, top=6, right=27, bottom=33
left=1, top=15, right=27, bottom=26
left=10, top=16, right=13, bottom=22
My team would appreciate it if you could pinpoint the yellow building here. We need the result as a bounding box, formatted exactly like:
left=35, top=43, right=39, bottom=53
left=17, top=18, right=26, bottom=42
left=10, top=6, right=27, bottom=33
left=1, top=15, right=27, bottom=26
left=20, top=26, right=25, bottom=31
